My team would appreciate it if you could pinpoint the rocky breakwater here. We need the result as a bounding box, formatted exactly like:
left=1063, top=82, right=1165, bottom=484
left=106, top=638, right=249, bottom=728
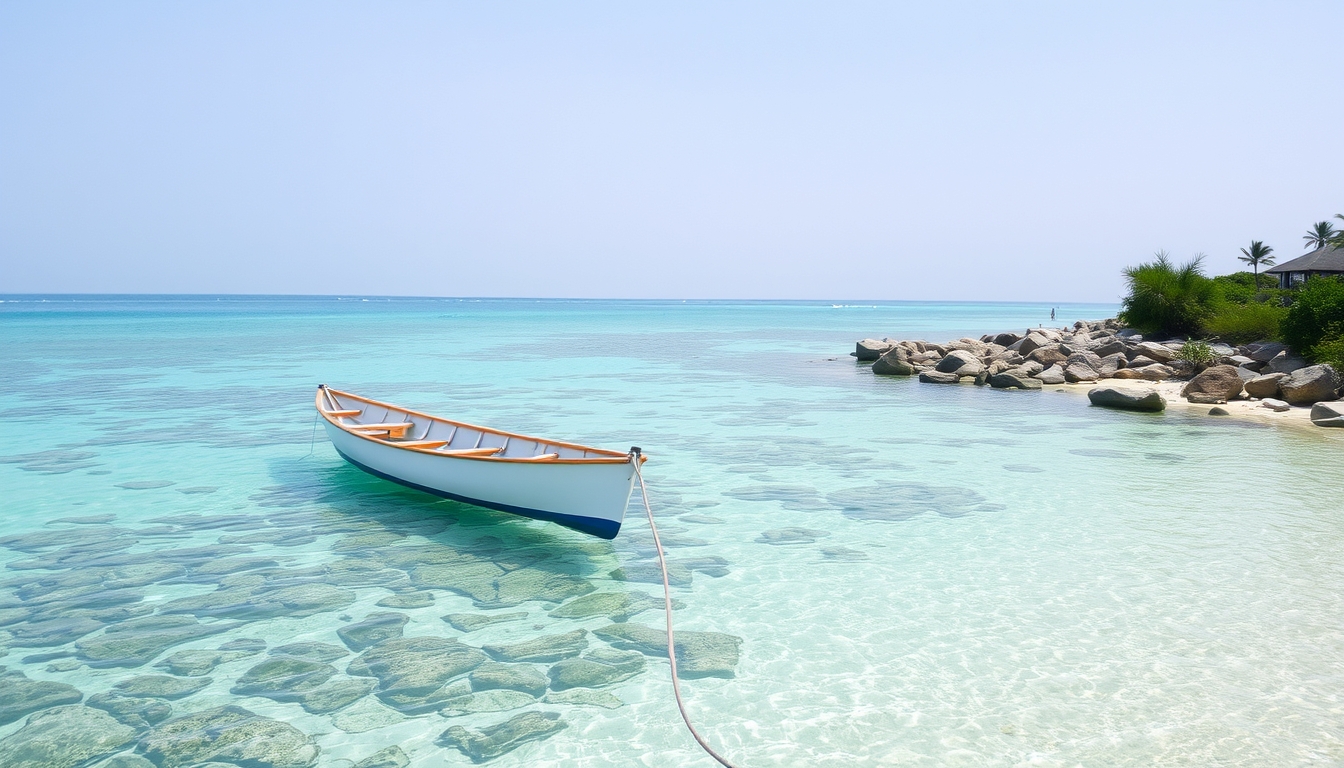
left=856, top=320, right=1344, bottom=425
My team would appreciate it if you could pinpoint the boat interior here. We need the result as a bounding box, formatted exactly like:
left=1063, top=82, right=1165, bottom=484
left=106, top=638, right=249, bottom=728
left=318, top=387, right=627, bottom=462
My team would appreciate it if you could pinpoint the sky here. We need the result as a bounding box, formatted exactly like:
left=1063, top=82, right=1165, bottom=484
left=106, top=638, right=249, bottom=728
left=2, top=3, right=1342, bottom=301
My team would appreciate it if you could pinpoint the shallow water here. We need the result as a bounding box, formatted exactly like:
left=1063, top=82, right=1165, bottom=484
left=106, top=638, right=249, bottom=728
left=1, top=296, right=1342, bottom=766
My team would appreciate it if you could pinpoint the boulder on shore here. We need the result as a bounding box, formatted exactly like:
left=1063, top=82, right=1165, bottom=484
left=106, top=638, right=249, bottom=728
left=1244, top=373, right=1286, bottom=399
left=1310, top=402, right=1344, bottom=427
left=935, top=350, right=983, bottom=376
left=854, top=339, right=895, bottom=361
left=918, top=370, right=960, bottom=384
left=1180, top=364, right=1244, bottom=404
left=1034, top=364, right=1066, bottom=385
left=1266, top=351, right=1309, bottom=374
left=871, top=349, right=915, bottom=376
left=1260, top=398, right=1291, bottom=412
left=1133, top=341, right=1177, bottom=363
left=1064, top=362, right=1100, bottom=383
left=1280, top=364, right=1341, bottom=406
left=988, top=371, right=1043, bottom=390
left=1087, top=386, right=1166, bottom=412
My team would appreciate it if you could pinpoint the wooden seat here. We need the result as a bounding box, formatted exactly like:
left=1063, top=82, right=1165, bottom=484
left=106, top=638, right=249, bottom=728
left=437, top=447, right=503, bottom=456
left=392, top=440, right=450, bottom=449
left=325, top=409, right=362, bottom=417
left=350, top=422, right=414, bottom=438
left=514, top=453, right=560, bottom=461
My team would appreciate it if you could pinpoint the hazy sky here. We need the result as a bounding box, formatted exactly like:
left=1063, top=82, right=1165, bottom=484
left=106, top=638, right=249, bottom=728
left=2, top=3, right=1341, bottom=301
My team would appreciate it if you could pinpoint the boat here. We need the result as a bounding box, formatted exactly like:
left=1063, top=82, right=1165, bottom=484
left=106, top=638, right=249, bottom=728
left=315, top=385, right=644, bottom=539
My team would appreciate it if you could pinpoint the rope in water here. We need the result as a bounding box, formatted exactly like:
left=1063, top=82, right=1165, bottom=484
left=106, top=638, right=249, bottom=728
left=631, top=453, right=742, bottom=768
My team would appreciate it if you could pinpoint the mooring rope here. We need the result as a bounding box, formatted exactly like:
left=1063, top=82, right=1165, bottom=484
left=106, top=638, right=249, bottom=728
left=631, top=452, right=742, bottom=768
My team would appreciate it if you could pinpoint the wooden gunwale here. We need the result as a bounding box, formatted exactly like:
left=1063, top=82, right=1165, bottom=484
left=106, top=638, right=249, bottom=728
left=316, top=388, right=646, bottom=465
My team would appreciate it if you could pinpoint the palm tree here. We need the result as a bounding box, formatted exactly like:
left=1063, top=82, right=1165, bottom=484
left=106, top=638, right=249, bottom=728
left=1331, top=214, right=1344, bottom=248
left=1238, top=240, right=1276, bottom=284
left=1304, top=221, right=1337, bottom=250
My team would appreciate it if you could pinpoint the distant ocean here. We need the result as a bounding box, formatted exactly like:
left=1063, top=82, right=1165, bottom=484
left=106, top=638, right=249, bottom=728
left=2, top=295, right=1341, bottom=766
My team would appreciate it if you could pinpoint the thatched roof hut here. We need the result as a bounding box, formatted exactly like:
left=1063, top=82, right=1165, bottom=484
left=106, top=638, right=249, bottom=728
left=1266, top=245, right=1344, bottom=288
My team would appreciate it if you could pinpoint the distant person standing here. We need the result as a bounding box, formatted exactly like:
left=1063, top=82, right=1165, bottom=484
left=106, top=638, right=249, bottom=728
left=1050, top=307, right=1056, bottom=321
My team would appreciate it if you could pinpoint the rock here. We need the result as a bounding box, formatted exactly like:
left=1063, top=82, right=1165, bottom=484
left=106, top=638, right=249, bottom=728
left=1096, top=353, right=1127, bottom=377
left=918, top=370, right=960, bottom=384
left=756, top=527, right=829, bottom=544
left=159, top=583, right=356, bottom=621
left=1136, top=363, right=1174, bottom=381
left=483, top=629, right=588, bottom=664
left=1014, top=333, right=1051, bottom=356
left=992, top=332, right=1021, bottom=347
left=442, top=612, right=527, bottom=633
left=1280, top=365, right=1342, bottom=405
left=0, top=667, right=84, bottom=725
left=549, top=592, right=665, bottom=623
left=6, top=616, right=107, bottom=647
left=0, top=705, right=136, bottom=768
left=1310, top=401, right=1344, bottom=427
left=329, top=697, right=406, bottom=734
left=469, top=662, right=549, bottom=696
left=438, top=689, right=537, bottom=715
left=854, top=339, right=895, bottom=361
left=219, top=638, right=267, bottom=652
left=1166, top=359, right=1197, bottom=378
left=988, top=371, right=1043, bottom=390
left=1064, top=362, right=1100, bottom=383
left=547, top=648, right=646, bottom=691
left=1035, top=364, right=1066, bottom=385
left=419, top=564, right=595, bottom=609
left=1134, top=341, right=1178, bottom=362
left=93, top=755, right=157, bottom=768
left=1181, top=365, right=1244, bottom=403
left=353, top=746, right=409, bottom=768
left=610, top=561, right=693, bottom=586
left=934, top=350, right=982, bottom=376
left=346, top=637, right=488, bottom=714
left=1125, top=355, right=1163, bottom=368
left=232, top=657, right=336, bottom=702
left=375, top=592, right=434, bottom=609
left=871, top=348, right=915, bottom=376
left=86, top=692, right=173, bottom=728
left=139, top=705, right=319, bottom=768
left=594, top=623, right=741, bottom=679
left=298, top=677, right=377, bottom=714
left=155, top=649, right=250, bottom=677
left=436, top=711, right=567, bottom=763
left=1111, top=368, right=1144, bottom=380
left=270, top=642, right=349, bottom=662
left=1266, top=351, right=1309, bottom=374
left=337, top=613, right=409, bottom=651
left=1245, top=341, right=1288, bottom=362
left=114, top=675, right=211, bottom=700
left=77, top=614, right=239, bottom=668
left=1208, top=407, right=1230, bottom=416
left=1260, top=398, right=1291, bottom=412
left=1087, top=386, right=1166, bottom=412
left=545, top=689, right=624, bottom=708
left=1092, top=339, right=1129, bottom=358
left=1244, top=373, right=1287, bottom=399
left=1225, top=354, right=1257, bottom=368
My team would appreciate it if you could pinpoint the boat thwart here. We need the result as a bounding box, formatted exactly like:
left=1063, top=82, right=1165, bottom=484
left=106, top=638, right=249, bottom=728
left=315, top=386, right=644, bottom=539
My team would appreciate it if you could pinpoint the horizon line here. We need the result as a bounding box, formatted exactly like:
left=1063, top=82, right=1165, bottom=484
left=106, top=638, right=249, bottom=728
left=0, top=292, right=1120, bottom=306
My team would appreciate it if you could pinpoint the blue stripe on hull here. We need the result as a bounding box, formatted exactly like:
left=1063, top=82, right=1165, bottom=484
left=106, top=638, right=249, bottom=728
left=333, top=448, right=622, bottom=540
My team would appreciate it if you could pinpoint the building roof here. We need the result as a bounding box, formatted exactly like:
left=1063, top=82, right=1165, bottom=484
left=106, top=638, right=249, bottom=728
left=1265, top=245, right=1344, bottom=274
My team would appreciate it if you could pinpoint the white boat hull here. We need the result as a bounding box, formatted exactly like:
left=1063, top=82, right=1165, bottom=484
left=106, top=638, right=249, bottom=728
left=322, top=419, right=638, bottom=539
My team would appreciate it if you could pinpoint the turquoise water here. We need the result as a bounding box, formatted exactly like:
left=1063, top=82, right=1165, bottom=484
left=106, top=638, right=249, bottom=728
left=2, top=296, right=1342, bottom=766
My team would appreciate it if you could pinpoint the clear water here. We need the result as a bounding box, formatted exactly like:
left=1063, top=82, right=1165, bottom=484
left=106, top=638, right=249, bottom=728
left=1, top=296, right=1342, bottom=767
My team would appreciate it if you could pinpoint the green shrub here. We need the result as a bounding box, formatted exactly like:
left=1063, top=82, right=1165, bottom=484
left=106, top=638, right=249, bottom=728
left=1281, top=276, right=1344, bottom=359
left=1117, top=252, right=1220, bottom=337
left=1312, top=335, right=1344, bottom=371
left=1212, top=271, right=1280, bottom=304
left=1201, top=301, right=1287, bottom=344
left=1178, top=339, right=1216, bottom=366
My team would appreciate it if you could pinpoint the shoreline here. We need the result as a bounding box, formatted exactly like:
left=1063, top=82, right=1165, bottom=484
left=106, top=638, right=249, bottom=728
left=853, top=319, right=1344, bottom=433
